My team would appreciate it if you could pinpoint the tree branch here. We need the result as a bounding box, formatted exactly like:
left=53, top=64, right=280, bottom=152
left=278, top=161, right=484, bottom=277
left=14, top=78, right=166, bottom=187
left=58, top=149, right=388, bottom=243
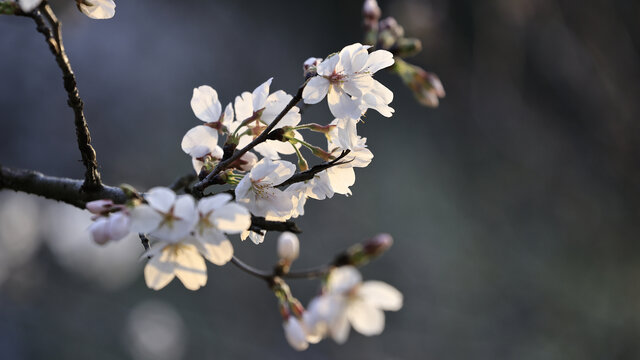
left=276, top=150, right=351, bottom=188
left=29, top=4, right=102, bottom=191
left=192, top=82, right=307, bottom=194
left=0, top=165, right=125, bottom=208
left=250, top=216, right=301, bottom=234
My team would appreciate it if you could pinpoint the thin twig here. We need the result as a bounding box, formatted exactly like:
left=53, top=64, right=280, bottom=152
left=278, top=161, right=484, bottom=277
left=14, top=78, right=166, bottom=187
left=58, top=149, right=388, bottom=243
left=192, top=82, right=307, bottom=194
left=276, top=150, right=351, bottom=188
left=230, top=256, right=273, bottom=281
left=169, top=173, right=197, bottom=192
left=30, top=4, right=102, bottom=191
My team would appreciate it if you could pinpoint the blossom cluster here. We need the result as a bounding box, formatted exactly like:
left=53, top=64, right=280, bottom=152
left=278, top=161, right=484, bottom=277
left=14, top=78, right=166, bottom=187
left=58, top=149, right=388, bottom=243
left=275, top=233, right=403, bottom=350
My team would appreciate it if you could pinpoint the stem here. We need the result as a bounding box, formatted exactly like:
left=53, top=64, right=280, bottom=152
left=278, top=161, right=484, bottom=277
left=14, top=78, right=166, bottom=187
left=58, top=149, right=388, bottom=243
left=192, top=82, right=307, bottom=194
left=230, top=256, right=272, bottom=281
left=276, top=150, right=350, bottom=188
left=30, top=3, right=102, bottom=191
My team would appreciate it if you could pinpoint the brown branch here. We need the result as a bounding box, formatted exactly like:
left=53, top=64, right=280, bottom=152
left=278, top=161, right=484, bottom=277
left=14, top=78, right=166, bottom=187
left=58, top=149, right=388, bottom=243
left=276, top=150, right=351, bottom=188
left=192, top=82, right=307, bottom=194
left=29, top=4, right=102, bottom=191
left=0, top=165, right=125, bottom=208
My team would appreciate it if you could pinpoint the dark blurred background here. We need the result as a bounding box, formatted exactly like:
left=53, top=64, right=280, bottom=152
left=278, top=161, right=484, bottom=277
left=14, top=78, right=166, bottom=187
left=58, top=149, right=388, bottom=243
left=1, top=0, right=639, bottom=359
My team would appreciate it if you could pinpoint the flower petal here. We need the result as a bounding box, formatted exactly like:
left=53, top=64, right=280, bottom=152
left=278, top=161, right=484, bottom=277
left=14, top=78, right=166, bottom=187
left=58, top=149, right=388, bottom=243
left=252, top=78, right=273, bottom=111
left=181, top=125, right=219, bottom=158
left=302, top=77, right=330, bottom=104
left=173, top=244, right=207, bottom=290
left=190, top=85, right=222, bottom=122
left=346, top=299, right=385, bottom=336
left=145, top=187, right=176, bottom=213
left=359, top=281, right=404, bottom=311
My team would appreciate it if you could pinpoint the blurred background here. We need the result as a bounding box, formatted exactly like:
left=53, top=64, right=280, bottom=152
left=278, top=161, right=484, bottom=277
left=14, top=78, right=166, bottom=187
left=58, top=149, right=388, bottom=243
left=1, top=0, right=639, bottom=358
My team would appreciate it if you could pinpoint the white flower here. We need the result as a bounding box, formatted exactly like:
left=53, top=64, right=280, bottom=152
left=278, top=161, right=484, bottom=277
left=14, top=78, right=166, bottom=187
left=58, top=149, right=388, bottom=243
left=235, top=158, right=297, bottom=221
left=88, top=211, right=130, bottom=245
left=309, top=266, right=403, bottom=344
left=77, top=0, right=116, bottom=19
left=192, top=194, right=250, bottom=265
left=233, top=79, right=303, bottom=160
left=130, top=187, right=198, bottom=242
left=182, top=85, right=234, bottom=173
left=302, top=43, right=395, bottom=120
left=277, top=232, right=299, bottom=262
left=143, top=239, right=207, bottom=291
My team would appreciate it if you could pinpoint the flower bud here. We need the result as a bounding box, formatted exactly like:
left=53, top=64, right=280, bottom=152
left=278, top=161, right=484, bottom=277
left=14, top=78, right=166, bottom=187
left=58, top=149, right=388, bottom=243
left=394, top=58, right=445, bottom=107
left=395, top=38, right=422, bottom=58
left=283, top=317, right=309, bottom=351
left=89, top=217, right=111, bottom=245
left=303, top=57, right=322, bottom=78
left=334, top=233, right=394, bottom=267
left=86, top=199, right=114, bottom=214
left=363, top=0, right=381, bottom=34
left=277, top=232, right=300, bottom=262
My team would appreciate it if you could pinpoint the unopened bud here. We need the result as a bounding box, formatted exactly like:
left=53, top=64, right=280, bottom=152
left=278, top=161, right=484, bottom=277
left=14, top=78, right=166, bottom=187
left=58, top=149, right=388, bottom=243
left=395, top=38, right=422, bottom=58
left=379, top=17, right=403, bottom=37
left=335, top=233, right=394, bottom=267
left=303, top=57, right=322, bottom=78
left=278, top=232, right=300, bottom=262
left=363, top=0, right=381, bottom=33
left=86, top=199, right=114, bottom=214
left=394, top=58, right=445, bottom=107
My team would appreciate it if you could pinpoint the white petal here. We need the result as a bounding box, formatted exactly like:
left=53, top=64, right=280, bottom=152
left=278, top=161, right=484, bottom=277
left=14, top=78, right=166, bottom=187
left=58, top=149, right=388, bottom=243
left=263, top=160, right=296, bottom=185
left=262, top=90, right=292, bottom=123
left=197, top=193, right=232, bottom=214
left=359, top=281, right=404, bottom=311
left=347, top=299, right=385, bottom=336
left=249, top=157, right=281, bottom=181
left=316, top=54, right=340, bottom=77
left=145, top=187, right=176, bottom=213
left=196, top=231, right=233, bottom=266
left=173, top=244, right=207, bottom=290
left=190, top=85, right=222, bottom=122
left=302, top=77, right=330, bottom=104
left=212, top=203, right=251, bottom=233
left=181, top=125, right=219, bottom=158
left=252, top=78, right=273, bottom=111
left=342, top=75, right=373, bottom=98
left=129, top=204, right=163, bottom=233
left=221, top=102, right=235, bottom=125
left=326, top=167, right=356, bottom=196
left=328, top=266, right=362, bottom=295
left=144, top=247, right=177, bottom=290
left=327, top=86, right=362, bottom=120
left=234, top=92, right=254, bottom=122
left=364, top=49, right=395, bottom=74
left=329, top=309, right=351, bottom=344
left=241, top=230, right=265, bottom=245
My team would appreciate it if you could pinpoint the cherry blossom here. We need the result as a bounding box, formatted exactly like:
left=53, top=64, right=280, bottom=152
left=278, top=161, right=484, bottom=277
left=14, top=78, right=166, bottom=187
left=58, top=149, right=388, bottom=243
left=302, top=43, right=395, bottom=119
left=129, top=187, right=198, bottom=242
left=192, top=194, right=250, bottom=265
left=307, top=266, right=403, bottom=344
left=232, top=79, right=304, bottom=159
left=234, top=158, right=297, bottom=221
left=143, top=238, right=207, bottom=291
left=277, top=232, right=299, bottom=262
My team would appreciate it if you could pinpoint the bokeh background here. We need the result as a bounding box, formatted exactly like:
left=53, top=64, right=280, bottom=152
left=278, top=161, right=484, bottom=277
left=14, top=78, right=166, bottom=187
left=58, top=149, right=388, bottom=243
left=1, top=0, right=639, bottom=359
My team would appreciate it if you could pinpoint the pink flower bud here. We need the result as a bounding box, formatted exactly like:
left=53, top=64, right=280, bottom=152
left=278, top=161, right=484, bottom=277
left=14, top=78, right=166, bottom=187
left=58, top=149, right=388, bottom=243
left=89, top=217, right=111, bottom=245
left=86, top=199, right=114, bottom=214
left=303, top=57, right=322, bottom=78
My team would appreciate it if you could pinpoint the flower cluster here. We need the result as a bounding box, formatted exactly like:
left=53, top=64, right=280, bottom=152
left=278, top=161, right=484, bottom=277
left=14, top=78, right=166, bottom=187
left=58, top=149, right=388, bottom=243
left=87, top=188, right=251, bottom=290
